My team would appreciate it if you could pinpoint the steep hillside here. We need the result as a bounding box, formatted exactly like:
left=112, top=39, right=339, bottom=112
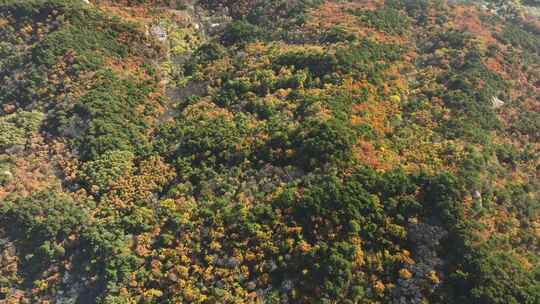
left=0, top=0, right=539, bottom=303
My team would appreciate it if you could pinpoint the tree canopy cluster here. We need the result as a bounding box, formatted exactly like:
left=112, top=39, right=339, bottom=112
left=0, top=0, right=539, bottom=303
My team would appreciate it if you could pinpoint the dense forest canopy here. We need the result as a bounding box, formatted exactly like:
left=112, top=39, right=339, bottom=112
left=0, top=0, right=539, bottom=303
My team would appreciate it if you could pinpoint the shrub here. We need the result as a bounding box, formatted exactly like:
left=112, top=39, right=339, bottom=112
left=274, top=49, right=338, bottom=79
left=351, top=7, right=411, bottom=35
left=54, top=70, right=157, bottom=160
left=81, top=150, right=135, bottom=195
left=220, top=20, right=265, bottom=46
left=0, top=191, right=87, bottom=245
left=0, top=191, right=89, bottom=277
left=496, top=24, right=540, bottom=54
left=469, top=249, right=540, bottom=304
left=295, top=118, right=356, bottom=168
left=0, top=111, right=43, bottom=149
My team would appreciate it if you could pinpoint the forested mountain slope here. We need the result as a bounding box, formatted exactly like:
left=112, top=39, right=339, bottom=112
left=0, top=0, right=539, bottom=303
